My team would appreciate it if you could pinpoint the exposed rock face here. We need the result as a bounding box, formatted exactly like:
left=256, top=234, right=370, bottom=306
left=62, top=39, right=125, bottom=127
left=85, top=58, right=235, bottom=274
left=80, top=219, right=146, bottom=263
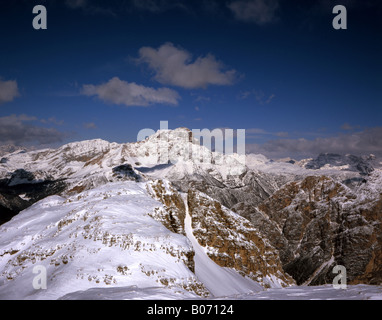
left=112, top=164, right=142, bottom=182
left=0, top=174, right=67, bottom=225
left=187, top=188, right=295, bottom=288
left=146, top=179, right=186, bottom=236
left=248, top=173, right=382, bottom=285
left=145, top=179, right=199, bottom=274
left=172, top=168, right=292, bottom=214
left=0, top=193, right=29, bottom=225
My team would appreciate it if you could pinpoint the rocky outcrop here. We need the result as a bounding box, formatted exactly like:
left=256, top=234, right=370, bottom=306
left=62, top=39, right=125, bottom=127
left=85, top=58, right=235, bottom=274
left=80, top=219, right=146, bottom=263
left=0, top=193, right=29, bottom=225
left=172, top=168, right=292, bottom=214
left=146, top=179, right=186, bottom=236
left=112, top=164, right=142, bottom=182
left=187, top=188, right=295, bottom=288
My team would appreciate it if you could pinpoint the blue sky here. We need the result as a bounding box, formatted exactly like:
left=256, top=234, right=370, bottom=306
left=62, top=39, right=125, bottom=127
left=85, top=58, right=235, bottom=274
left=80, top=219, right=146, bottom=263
left=0, top=0, right=381, bottom=158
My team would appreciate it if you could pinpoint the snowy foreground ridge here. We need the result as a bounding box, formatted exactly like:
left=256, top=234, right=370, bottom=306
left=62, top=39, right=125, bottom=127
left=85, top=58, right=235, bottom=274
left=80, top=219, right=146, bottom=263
left=0, top=181, right=286, bottom=300
left=1, top=181, right=381, bottom=300
left=0, top=129, right=382, bottom=300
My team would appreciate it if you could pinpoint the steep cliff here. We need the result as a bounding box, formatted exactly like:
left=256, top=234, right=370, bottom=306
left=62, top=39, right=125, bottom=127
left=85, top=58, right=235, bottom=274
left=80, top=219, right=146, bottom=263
left=187, top=188, right=295, bottom=288
left=250, top=172, right=382, bottom=285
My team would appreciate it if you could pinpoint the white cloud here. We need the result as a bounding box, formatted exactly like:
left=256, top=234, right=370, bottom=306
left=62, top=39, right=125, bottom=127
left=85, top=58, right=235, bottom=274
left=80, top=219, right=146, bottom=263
left=81, top=77, right=180, bottom=107
left=137, top=43, right=237, bottom=89
left=0, top=79, right=20, bottom=105
left=228, top=0, right=279, bottom=25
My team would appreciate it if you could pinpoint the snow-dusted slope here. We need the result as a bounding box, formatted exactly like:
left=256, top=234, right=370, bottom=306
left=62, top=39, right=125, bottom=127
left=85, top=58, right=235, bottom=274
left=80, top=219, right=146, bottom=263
left=0, top=181, right=208, bottom=300
left=0, top=176, right=293, bottom=300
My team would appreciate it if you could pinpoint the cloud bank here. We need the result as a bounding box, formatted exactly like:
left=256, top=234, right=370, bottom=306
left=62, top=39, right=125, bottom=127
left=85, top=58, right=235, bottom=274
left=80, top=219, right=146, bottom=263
left=0, top=114, right=66, bottom=146
left=247, top=127, right=382, bottom=159
left=81, top=77, right=180, bottom=107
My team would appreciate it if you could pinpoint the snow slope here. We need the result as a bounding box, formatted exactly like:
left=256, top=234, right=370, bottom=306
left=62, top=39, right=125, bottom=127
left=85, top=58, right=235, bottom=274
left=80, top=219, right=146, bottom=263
left=0, top=178, right=272, bottom=300
left=0, top=181, right=207, bottom=300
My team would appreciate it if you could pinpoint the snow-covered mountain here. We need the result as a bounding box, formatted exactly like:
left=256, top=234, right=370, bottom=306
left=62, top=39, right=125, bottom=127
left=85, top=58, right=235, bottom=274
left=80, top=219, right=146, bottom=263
left=297, top=153, right=376, bottom=176
left=0, top=129, right=366, bottom=225
left=0, top=145, right=31, bottom=157
left=0, top=128, right=381, bottom=299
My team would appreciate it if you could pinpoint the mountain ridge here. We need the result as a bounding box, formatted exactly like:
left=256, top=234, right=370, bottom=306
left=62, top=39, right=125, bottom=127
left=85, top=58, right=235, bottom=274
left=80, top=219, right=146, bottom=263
left=0, top=128, right=381, bottom=299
